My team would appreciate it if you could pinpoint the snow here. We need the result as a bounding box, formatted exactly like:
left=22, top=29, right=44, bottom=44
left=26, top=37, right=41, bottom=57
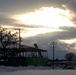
left=0, top=66, right=76, bottom=75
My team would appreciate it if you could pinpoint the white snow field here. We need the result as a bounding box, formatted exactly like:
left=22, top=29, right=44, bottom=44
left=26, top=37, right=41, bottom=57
left=0, top=66, right=76, bottom=75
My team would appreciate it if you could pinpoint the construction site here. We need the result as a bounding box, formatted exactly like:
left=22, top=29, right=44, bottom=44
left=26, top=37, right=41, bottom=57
left=0, top=27, right=75, bottom=69
left=0, top=43, right=48, bottom=66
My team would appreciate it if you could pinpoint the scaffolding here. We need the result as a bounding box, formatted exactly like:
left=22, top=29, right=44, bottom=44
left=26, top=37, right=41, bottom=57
left=0, top=46, right=48, bottom=66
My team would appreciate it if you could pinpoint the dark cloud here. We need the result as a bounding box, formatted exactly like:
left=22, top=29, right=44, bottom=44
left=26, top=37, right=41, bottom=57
left=0, top=17, right=16, bottom=25
left=0, top=0, right=75, bottom=14
left=0, top=0, right=71, bottom=14
left=63, top=0, right=76, bottom=27
left=67, top=0, right=76, bottom=12
left=0, top=13, right=18, bottom=26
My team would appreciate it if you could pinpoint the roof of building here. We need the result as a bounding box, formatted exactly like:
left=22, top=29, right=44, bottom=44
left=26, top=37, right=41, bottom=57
left=0, top=45, right=47, bottom=53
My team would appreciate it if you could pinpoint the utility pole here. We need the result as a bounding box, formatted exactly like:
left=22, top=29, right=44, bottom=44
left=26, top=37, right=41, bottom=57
left=19, top=28, right=21, bottom=51
left=15, top=28, right=21, bottom=56
left=50, top=41, right=57, bottom=69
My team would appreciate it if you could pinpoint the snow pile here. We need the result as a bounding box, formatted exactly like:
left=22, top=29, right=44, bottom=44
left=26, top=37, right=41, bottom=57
left=0, top=66, right=76, bottom=75
left=0, top=65, right=74, bottom=72
left=0, top=66, right=52, bottom=72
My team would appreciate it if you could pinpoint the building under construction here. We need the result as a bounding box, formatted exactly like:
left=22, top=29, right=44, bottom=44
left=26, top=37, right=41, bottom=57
left=0, top=44, right=48, bottom=66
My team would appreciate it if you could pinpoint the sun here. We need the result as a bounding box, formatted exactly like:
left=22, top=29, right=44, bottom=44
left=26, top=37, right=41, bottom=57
left=12, top=7, right=74, bottom=37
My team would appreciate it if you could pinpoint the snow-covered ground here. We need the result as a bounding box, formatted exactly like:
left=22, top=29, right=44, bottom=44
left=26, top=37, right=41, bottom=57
left=0, top=66, right=76, bottom=75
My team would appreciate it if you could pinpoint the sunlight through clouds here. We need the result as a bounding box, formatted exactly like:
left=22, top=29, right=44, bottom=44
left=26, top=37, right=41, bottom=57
left=58, top=39, right=76, bottom=51
left=15, top=7, right=74, bottom=27
left=12, top=7, right=75, bottom=37
left=21, top=28, right=63, bottom=38
left=59, top=39, right=76, bottom=44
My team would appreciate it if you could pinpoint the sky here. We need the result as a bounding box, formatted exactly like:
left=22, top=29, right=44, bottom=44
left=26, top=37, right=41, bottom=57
left=0, top=0, right=76, bottom=59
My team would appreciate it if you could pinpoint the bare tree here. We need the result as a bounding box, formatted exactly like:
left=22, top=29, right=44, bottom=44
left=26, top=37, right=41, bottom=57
left=0, top=26, right=19, bottom=65
left=64, top=53, right=75, bottom=61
